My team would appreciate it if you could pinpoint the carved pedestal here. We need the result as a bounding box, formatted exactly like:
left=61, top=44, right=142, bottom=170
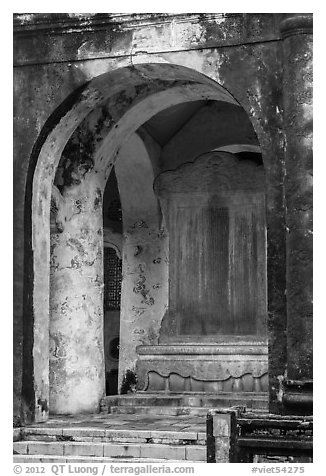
left=136, top=341, right=268, bottom=393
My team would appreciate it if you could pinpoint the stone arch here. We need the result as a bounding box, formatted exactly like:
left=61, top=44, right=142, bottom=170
left=25, top=62, right=264, bottom=421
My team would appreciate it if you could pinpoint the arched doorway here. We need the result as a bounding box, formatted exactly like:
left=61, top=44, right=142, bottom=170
left=26, top=63, right=267, bottom=421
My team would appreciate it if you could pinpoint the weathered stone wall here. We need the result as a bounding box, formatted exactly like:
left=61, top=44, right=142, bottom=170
left=14, top=13, right=295, bottom=422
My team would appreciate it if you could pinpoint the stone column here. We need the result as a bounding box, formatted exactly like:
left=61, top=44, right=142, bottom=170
left=49, top=173, right=105, bottom=414
left=280, top=14, right=313, bottom=413
left=207, top=409, right=238, bottom=463
left=114, top=134, right=168, bottom=393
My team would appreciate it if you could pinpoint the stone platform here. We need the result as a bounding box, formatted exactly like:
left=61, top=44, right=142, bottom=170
left=14, top=391, right=269, bottom=463
left=13, top=413, right=207, bottom=463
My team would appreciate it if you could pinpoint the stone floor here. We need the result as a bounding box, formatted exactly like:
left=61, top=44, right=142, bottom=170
left=14, top=413, right=207, bottom=463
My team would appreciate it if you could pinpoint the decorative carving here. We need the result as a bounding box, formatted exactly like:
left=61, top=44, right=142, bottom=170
left=130, top=220, right=149, bottom=229
left=136, top=343, right=268, bottom=393
left=143, top=370, right=268, bottom=393
left=133, top=274, right=155, bottom=306
left=154, top=151, right=265, bottom=196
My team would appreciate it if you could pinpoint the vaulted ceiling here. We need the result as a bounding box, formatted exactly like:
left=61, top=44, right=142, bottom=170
left=142, top=100, right=206, bottom=147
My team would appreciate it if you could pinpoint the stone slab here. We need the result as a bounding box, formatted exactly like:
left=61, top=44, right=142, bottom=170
left=13, top=441, right=28, bottom=454
left=103, top=443, right=141, bottom=458
left=23, top=427, right=63, bottom=436
left=14, top=456, right=66, bottom=463
left=150, top=430, right=197, bottom=440
left=140, top=443, right=186, bottom=460
left=185, top=445, right=207, bottom=461
left=13, top=454, right=188, bottom=463
left=105, top=429, right=151, bottom=439
left=64, top=442, right=104, bottom=457
left=26, top=435, right=59, bottom=442
left=66, top=437, right=103, bottom=442
left=62, top=427, right=106, bottom=438
left=110, top=405, right=211, bottom=416
left=28, top=442, right=65, bottom=456
left=108, top=437, right=148, bottom=443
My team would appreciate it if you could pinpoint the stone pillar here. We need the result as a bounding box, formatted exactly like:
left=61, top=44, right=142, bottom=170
left=115, top=134, right=168, bottom=393
left=49, top=174, right=105, bottom=414
left=207, top=409, right=238, bottom=463
left=280, top=14, right=313, bottom=414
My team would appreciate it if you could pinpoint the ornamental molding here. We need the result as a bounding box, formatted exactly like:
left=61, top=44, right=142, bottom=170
left=13, top=13, right=228, bottom=35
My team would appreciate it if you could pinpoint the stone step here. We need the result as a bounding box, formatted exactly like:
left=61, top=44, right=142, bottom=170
left=104, top=402, right=268, bottom=416
left=100, top=392, right=269, bottom=413
left=20, top=426, right=206, bottom=445
left=14, top=455, right=195, bottom=464
left=108, top=405, right=210, bottom=416
left=14, top=441, right=206, bottom=461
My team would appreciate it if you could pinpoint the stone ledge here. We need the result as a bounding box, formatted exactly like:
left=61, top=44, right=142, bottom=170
left=13, top=13, right=278, bottom=36
left=14, top=455, right=194, bottom=463
left=13, top=14, right=281, bottom=67
left=136, top=345, right=268, bottom=391
left=137, top=342, right=268, bottom=356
